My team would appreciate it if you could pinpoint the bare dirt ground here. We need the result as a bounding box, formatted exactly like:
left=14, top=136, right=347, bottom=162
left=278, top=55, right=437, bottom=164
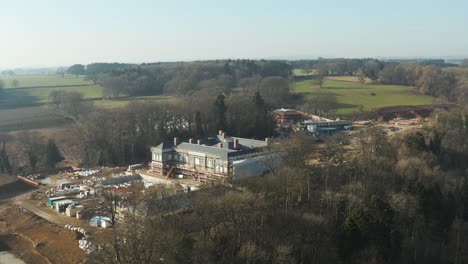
left=0, top=176, right=86, bottom=264
left=0, top=202, right=85, bottom=264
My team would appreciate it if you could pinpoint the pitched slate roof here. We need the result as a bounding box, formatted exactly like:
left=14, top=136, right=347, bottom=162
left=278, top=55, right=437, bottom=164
left=151, top=134, right=267, bottom=161
left=176, top=142, right=236, bottom=160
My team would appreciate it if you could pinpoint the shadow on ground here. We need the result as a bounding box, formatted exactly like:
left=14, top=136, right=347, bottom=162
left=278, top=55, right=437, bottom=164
left=0, top=181, right=37, bottom=201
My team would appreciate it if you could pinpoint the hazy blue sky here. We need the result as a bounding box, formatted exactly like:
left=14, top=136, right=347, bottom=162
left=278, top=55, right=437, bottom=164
left=0, top=0, right=467, bottom=68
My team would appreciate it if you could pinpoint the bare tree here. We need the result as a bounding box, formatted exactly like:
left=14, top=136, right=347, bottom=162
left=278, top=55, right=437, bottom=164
left=18, top=131, right=46, bottom=172
left=12, top=79, right=19, bottom=88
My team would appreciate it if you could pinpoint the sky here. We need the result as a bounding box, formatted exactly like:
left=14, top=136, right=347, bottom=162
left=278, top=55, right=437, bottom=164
left=0, top=0, right=467, bottom=68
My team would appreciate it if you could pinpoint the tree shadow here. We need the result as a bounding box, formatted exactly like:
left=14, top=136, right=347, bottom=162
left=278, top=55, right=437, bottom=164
left=325, top=86, right=371, bottom=90
left=0, top=90, right=40, bottom=109
left=335, top=103, right=359, bottom=109
left=0, top=181, right=37, bottom=201
left=0, top=235, right=12, bottom=251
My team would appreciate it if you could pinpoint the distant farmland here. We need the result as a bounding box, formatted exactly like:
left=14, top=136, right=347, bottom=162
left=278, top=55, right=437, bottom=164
left=0, top=74, right=103, bottom=131
left=293, top=79, right=434, bottom=115
left=1, top=74, right=92, bottom=88
left=0, top=106, right=69, bottom=131
left=0, top=74, right=103, bottom=108
left=7, top=85, right=103, bottom=103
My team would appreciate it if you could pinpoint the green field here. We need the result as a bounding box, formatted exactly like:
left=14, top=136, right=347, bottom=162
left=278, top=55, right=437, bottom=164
left=293, top=79, right=434, bottom=115
left=0, top=74, right=103, bottom=108
left=292, top=69, right=318, bottom=76
left=1, top=74, right=92, bottom=88
left=95, top=96, right=176, bottom=109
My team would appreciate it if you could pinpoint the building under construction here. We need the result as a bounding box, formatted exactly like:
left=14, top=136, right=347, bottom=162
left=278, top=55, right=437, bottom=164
left=150, top=131, right=272, bottom=183
left=302, top=116, right=352, bottom=135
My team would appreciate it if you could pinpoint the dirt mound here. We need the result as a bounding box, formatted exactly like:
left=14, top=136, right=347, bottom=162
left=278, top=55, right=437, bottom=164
left=360, top=104, right=454, bottom=121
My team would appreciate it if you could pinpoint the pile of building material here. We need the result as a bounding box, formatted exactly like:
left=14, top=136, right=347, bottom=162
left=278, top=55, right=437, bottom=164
left=17, top=175, right=40, bottom=186
left=81, top=176, right=105, bottom=186
left=126, top=164, right=143, bottom=175
left=65, top=225, right=87, bottom=236
left=65, top=225, right=93, bottom=254
left=74, top=170, right=100, bottom=177
left=102, top=175, right=142, bottom=188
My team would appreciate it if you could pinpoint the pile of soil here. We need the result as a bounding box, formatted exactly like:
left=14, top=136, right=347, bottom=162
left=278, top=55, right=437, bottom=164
left=358, top=104, right=454, bottom=121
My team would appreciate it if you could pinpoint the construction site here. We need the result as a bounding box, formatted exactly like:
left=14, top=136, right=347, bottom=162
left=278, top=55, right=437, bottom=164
left=0, top=105, right=433, bottom=263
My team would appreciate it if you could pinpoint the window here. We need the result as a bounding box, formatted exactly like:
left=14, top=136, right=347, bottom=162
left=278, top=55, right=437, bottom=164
left=153, top=154, right=161, bottom=161
left=207, top=159, right=213, bottom=168
left=218, top=166, right=225, bottom=173
left=194, top=158, right=200, bottom=166
left=179, top=154, right=187, bottom=163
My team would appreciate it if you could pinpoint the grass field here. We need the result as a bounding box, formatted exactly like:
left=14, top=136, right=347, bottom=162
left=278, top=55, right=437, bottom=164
left=0, top=74, right=102, bottom=108
left=1, top=74, right=92, bottom=88
left=94, top=96, right=176, bottom=109
left=0, top=106, right=69, bottom=131
left=293, top=79, right=434, bottom=115
left=292, top=69, right=319, bottom=76
left=0, top=74, right=184, bottom=132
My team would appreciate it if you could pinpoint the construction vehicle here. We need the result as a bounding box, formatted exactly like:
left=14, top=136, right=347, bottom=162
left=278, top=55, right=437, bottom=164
left=166, top=166, right=176, bottom=178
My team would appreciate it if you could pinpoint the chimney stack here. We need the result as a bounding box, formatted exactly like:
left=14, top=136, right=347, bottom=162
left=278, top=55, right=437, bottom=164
left=173, top=137, right=178, bottom=146
left=234, top=139, right=239, bottom=149
left=189, top=138, right=193, bottom=144
left=265, top=138, right=270, bottom=146
left=218, top=130, right=223, bottom=136
left=221, top=132, right=225, bottom=139
left=197, top=139, right=201, bottom=145
left=217, top=143, right=223, bottom=148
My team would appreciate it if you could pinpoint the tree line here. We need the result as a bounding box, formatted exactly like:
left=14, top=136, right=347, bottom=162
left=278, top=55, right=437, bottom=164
left=67, top=61, right=292, bottom=103
left=59, top=92, right=276, bottom=167
left=0, top=132, right=63, bottom=174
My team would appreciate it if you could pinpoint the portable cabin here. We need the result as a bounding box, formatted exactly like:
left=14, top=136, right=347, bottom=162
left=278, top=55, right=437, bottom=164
left=90, top=216, right=113, bottom=228
left=66, top=204, right=84, bottom=217
left=59, top=182, right=71, bottom=189
left=47, top=196, right=67, bottom=206
left=55, top=199, right=74, bottom=212
left=318, top=127, right=337, bottom=135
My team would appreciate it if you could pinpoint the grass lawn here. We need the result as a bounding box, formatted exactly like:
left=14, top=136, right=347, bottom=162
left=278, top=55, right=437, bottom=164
left=292, top=69, right=318, bottom=76
left=293, top=79, right=434, bottom=115
left=94, top=96, right=176, bottom=109
left=1, top=74, right=92, bottom=88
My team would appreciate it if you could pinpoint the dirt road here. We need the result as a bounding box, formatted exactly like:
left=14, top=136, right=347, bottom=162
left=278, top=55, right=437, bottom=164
left=14, top=197, right=86, bottom=227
